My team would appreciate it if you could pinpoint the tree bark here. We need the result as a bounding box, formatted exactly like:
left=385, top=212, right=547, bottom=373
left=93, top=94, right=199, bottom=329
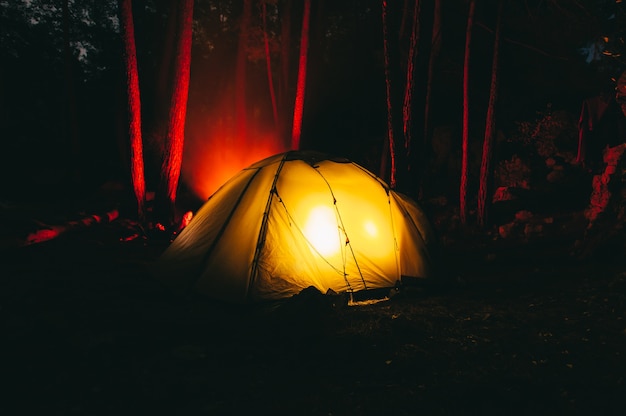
left=156, top=1, right=179, bottom=128
left=477, top=0, right=503, bottom=228
left=157, top=0, right=194, bottom=226
left=381, top=0, right=396, bottom=188
left=119, top=0, right=146, bottom=221
left=279, top=0, right=292, bottom=146
left=398, top=0, right=409, bottom=40
left=460, top=0, right=476, bottom=225
left=423, top=0, right=441, bottom=158
left=290, top=0, right=311, bottom=150
left=419, top=0, right=441, bottom=198
left=236, top=0, right=252, bottom=147
left=402, top=0, right=421, bottom=156
left=263, top=1, right=279, bottom=132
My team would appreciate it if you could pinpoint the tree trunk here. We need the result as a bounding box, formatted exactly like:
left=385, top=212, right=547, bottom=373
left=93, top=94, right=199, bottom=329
left=381, top=0, right=396, bottom=188
left=279, top=0, right=292, bottom=146
left=460, top=0, right=476, bottom=225
left=402, top=0, right=421, bottom=157
left=157, top=0, right=194, bottom=226
left=156, top=1, right=179, bottom=125
left=236, top=0, right=252, bottom=148
left=423, top=0, right=441, bottom=138
left=398, top=0, right=409, bottom=40
left=119, top=0, right=146, bottom=221
left=263, top=1, right=279, bottom=132
left=419, top=0, right=441, bottom=198
left=290, top=0, right=311, bottom=150
left=477, top=0, right=503, bottom=228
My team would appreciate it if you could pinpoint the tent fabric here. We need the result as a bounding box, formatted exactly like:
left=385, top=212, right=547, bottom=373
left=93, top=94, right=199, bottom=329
left=155, top=151, right=437, bottom=303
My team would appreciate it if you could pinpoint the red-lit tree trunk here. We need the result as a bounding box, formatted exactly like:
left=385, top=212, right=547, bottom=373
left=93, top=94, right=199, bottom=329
left=290, top=0, right=311, bottom=150
left=477, top=0, right=503, bottom=228
left=119, top=0, right=146, bottom=220
left=423, top=0, right=441, bottom=154
left=402, top=0, right=421, bottom=157
left=402, top=0, right=421, bottom=155
left=420, top=0, right=441, bottom=198
left=235, top=0, right=252, bottom=147
left=398, top=0, right=409, bottom=39
left=263, top=1, right=279, bottom=132
left=157, top=0, right=194, bottom=226
left=381, top=0, right=396, bottom=188
left=279, top=0, right=292, bottom=146
left=460, top=0, right=476, bottom=225
left=156, top=1, right=179, bottom=124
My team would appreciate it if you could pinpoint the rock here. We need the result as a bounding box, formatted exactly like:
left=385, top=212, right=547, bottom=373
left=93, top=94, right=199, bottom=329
left=498, top=222, right=517, bottom=238
left=492, top=186, right=516, bottom=202
left=515, top=210, right=533, bottom=222
left=585, top=144, right=626, bottom=224
left=547, top=169, right=566, bottom=183
left=524, top=223, right=543, bottom=236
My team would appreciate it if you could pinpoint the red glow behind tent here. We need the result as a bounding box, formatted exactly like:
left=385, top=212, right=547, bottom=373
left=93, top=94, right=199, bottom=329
left=181, top=123, right=286, bottom=200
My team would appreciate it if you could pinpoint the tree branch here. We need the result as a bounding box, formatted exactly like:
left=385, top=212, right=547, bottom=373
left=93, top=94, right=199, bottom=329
left=476, top=21, right=569, bottom=61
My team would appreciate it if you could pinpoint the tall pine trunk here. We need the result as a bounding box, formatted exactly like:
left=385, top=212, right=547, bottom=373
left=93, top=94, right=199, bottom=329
left=477, top=1, right=504, bottom=227
left=236, top=0, right=252, bottom=147
left=290, top=0, right=311, bottom=150
left=263, top=1, right=279, bottom=132
left=156, top=1, right=179, bottom=130
left=402, top=0, right=420, bottom=157
left=460, top=0, right=476, bottom=225
left=419, top=0, right=441, bottom=195
left=381, top=0, right=396, bottom=188
left=157, top=0, right=194, bottom=226
left=119, top=0, right=146, bottom=220
left=279, top=0, right=292, bottom=146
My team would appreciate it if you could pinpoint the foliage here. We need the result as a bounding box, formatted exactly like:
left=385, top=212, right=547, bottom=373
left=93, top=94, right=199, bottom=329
left=494, top=154, right=532, bottom=189
left=495, top=107, right=578, bottom=189
left=1, top=0, right=120, bottom=80
left=513, top=108, right=578, bottom=161
left=590, top=0, right=626, bottom=69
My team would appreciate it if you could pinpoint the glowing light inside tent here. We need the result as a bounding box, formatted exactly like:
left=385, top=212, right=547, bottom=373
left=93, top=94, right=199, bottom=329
left=363, top=220, right=378, bottom=237
left=303, top=206, right=340, bottom=256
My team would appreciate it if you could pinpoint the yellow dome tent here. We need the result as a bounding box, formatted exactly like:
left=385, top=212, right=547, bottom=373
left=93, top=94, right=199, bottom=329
left=156, top=151, right=437, bottom=303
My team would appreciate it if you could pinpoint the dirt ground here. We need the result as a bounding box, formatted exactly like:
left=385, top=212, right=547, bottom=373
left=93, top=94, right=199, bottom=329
left=2, top=199, right=626, bottom=415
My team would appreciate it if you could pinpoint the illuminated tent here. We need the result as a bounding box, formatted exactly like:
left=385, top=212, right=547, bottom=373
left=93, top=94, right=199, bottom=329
left=156, top=151, right=436, bottom=303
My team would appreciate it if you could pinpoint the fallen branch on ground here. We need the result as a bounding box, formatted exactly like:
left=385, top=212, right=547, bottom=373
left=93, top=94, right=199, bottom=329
left=20, top=208, right=119, bottom=247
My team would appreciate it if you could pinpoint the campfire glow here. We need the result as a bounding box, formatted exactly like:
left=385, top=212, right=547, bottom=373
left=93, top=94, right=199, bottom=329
left=181, top=124, right=287, bottom=200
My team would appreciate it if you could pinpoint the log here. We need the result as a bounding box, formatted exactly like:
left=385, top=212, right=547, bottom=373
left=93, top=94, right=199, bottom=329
left=20, top=209, right=119, bottom=247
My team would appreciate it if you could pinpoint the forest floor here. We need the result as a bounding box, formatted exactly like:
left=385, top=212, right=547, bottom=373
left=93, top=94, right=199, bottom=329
left=2, top=188, right=626, bottom=415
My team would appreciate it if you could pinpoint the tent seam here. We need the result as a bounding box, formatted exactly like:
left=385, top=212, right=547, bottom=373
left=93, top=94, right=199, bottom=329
left=248, top=153, right=290, bottom=301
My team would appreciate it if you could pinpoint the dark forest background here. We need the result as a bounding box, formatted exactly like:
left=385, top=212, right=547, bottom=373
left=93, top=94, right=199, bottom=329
left=4, top=5, right=626, bottom=413
left=1, top=0, right=623, bottom=212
